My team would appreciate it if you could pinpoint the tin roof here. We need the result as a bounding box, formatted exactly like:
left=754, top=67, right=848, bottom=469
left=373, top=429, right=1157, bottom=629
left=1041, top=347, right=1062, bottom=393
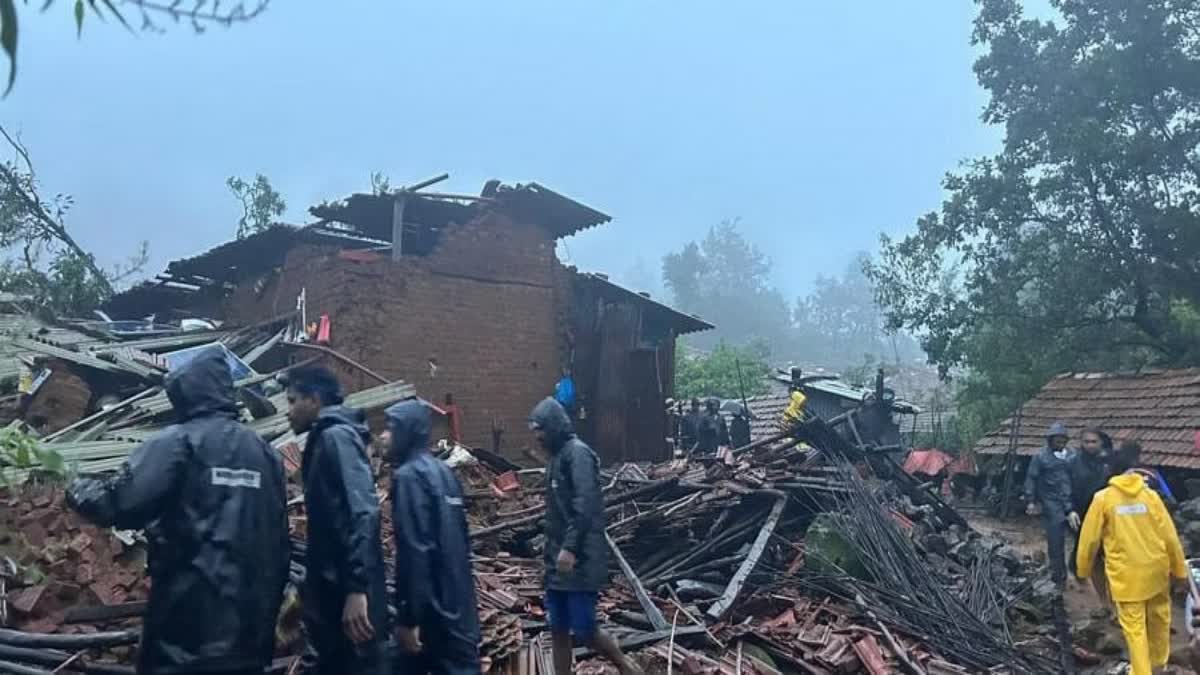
left=578, top=273, right=713, bottom=335
left=974, top=368, right=1200, bottom=469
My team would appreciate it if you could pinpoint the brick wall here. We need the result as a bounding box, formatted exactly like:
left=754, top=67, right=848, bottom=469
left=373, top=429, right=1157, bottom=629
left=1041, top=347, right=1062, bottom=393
left=223, top=212, right=563, bottom=461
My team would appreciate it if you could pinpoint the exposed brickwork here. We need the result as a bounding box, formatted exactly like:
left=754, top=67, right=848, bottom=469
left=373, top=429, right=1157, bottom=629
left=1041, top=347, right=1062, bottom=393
left=223, top=213, right=562, bottom=460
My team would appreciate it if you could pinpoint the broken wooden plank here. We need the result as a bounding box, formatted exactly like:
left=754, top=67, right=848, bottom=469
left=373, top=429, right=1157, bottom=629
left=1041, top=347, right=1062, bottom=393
left=706, top=493, right=787, bottom=620
left=606, top=532, right=668, bottom=631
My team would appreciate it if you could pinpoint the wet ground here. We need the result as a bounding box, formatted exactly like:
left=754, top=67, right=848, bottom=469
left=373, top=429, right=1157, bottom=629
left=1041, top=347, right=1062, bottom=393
left=969, top=511, right=1195, bottom=672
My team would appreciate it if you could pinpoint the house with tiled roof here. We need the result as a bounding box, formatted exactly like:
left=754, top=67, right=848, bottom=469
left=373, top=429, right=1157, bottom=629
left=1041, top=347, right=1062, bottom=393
left=974, top=368, right=1200, bottom=470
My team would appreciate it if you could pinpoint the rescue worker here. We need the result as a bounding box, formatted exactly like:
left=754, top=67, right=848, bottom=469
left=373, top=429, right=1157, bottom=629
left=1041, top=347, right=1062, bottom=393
left=679, top=398, right=701, bottom=451
left=1068, top=428, right=1112, bottom=604
left=386, top=400, right=481, bottom=675
left=529, top=398, right=643, bottom=675
left=286, top=366, right=389, bottom=675
left=695, top=398, right=730, bottom=455
left=67, top=348, right=289, bottom=675
left=1076, top=440, right=1187, bottom=675
left=1024, top=421, right=1075, bottom=586
left=729, top=404, right=751, bottom=450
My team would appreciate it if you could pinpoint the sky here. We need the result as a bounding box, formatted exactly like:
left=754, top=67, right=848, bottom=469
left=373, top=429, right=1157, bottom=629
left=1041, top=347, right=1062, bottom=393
left=4, top=1, right=1007, bottom=305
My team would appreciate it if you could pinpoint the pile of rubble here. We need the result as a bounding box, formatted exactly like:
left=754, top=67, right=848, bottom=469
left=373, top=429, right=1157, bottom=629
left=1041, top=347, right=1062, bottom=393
left=0, top=315, right=1062, bottom=674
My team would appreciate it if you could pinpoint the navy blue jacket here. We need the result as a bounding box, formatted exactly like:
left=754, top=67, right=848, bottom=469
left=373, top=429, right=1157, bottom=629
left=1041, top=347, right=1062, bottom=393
left=387, top=401, right=480, bottom=665
left=67, top=348, right=289, bottom=675
left=532, top=398, right=608, bottom=592
left=300, top=404, right=389, bottom=652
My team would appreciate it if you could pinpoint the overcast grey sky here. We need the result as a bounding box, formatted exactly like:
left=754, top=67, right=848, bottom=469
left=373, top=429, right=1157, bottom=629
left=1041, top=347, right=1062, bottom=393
left=5, top=2, right=1005, bottom=303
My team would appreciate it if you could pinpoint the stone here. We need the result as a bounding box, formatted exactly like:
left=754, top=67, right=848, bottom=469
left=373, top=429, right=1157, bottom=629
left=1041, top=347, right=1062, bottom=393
left=804, top=513, right=868, bottom=579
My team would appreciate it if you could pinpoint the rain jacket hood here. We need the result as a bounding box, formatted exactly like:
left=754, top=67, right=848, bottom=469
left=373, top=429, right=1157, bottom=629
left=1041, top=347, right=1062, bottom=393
left=1076, top=473, right=1188, bottom=602
left=165, top=347, right=238, bottom=421
left=1046, top=421, right=1070, bottom=442
left=386, top=400, right=432, bottom=463
left=530, top=397, right=574, bottom=452
left=66, top=353, right=289, bottom=675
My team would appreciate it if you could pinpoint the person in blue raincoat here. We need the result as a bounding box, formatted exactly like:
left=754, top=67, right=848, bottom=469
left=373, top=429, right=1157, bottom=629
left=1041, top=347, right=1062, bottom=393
left=1024, top=421, right=1076, bottom=586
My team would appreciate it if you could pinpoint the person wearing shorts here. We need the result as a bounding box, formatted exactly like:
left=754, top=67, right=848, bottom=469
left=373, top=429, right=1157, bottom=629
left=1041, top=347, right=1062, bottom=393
left=530, top=398, right=643, bottom=675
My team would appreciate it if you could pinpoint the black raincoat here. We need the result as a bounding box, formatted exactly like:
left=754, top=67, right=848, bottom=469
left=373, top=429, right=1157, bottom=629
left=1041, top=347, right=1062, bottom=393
left=729, top=413, right=751, bottom=450
left=696, top=409, right=729, bottom=454
left=66, top=348, right=289, bottom=675
left=386, top=401, right=481, bottom=674
left=300, top=405, right=389, bottom=674
left=531, top=398, right=608, bottom=593
left=1023, top=422, right=1076, bottom=584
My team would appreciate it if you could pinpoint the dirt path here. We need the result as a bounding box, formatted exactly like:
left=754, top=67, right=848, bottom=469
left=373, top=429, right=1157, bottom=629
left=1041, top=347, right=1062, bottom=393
left=970, top=512, right=1195, bottom=670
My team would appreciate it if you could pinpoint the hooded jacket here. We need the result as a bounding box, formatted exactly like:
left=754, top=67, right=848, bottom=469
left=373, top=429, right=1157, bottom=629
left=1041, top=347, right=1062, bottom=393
left=67, top=348, right=289, bottom=675
left=299, top=403, right=389, bottom=651
left=1069, top=450, right=1110, bottom=516
left=696, top=403, right=730, bottom=454
left=1076, top=473, right=1187, bottom=602
left=386, top=401, right=481, bottom=664
left=1023, top=422, right=1075, bottom=515
left=531, top=397, right=608, bottom=592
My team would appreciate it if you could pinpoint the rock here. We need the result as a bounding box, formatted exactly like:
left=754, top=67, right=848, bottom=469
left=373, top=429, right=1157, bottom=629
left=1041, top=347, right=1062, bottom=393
left=804, top=513, right=868, bottom=579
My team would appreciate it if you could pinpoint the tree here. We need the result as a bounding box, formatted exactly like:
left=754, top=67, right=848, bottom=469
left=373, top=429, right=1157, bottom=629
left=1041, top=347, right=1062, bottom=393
left=866, top=0, right=1200, bottom=442
left=0, top=125, right=146, bottom=316
left=662, top=220, right=793, bottom=355
left=227, top=173, right=285, bottom=239
left=674, top=340, right=770, bottom=401
left=794, top=253, right=923, bottom=367
left=0, top=1, right=269, bottom=94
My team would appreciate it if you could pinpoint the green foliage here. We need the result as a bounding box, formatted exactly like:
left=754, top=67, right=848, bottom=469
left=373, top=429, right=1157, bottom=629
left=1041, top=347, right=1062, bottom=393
left=0, top=129, right=147, bottom=316
left=228, top=173, right=286, bottom=239
left=674, top=340, right=770, bottom=401
left=867, top=0, right=1200, bottom=447
left=662, top=222, right=921, bottom=369
left=0, top=427, right=67, bottom=484
left=0, top=1, right=268, bottom=95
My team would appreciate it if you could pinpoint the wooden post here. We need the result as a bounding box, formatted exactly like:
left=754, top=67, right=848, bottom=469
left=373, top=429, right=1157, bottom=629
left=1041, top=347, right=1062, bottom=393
left=391, top=193, right=407, bottom=261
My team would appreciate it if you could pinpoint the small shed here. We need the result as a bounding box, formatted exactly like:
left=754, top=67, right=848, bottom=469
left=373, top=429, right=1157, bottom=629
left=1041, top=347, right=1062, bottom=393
left=974, top=369, right=1200, bottom=469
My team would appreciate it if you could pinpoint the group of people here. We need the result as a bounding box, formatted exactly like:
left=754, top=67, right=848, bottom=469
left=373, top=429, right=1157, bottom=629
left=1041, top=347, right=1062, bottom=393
left=675, top=397, right=751, bottom=455
left=1024, top=422, right=1188, bottom=675
left=65, top=350, right=641, bottom=675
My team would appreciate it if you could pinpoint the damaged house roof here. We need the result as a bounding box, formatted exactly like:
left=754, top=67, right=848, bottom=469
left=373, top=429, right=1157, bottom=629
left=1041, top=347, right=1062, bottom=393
left=106, top=180, right=613, bottom=318
left=578, top=273, right=713, bottom=335
left=974, top=368, right=1200, bottom=469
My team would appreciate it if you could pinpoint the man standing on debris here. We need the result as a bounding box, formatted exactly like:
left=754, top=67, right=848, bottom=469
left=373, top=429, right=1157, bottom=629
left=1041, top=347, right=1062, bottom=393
left=679, top=398, right=701, bottom=451
left=385, top=400, right=481, bottom=674
left=696, top=398, right=730, bottom=455
left=1024, top=421, right=1076, bottom=586
left=529, top=398, right=644, bottom=675
left=67, top=348, right=289, bottom=675
left=286, top=366, right=390, bottom=675
left=1068, top=428, right=1113, bottom=604
left=1076, top=439, right=1187, bottom=675
left=729, top=403, right=751, bottom=450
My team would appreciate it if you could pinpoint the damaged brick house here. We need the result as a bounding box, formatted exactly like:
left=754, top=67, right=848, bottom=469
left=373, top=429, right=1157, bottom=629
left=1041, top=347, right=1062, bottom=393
left=106, top=180, right=711, bottom=464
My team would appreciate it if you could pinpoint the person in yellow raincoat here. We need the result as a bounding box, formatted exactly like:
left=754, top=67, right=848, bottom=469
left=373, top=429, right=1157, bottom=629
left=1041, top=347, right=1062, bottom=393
left=1076, top=440, right=1187, bottom=675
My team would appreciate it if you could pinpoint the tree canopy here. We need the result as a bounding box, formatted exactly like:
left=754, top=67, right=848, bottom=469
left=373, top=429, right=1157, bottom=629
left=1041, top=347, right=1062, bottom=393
left=674, top=341, right=770, bottom=402
left=663, top=221, right=920, bottom=371
left=867, top=0, right=1200, bottom=441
